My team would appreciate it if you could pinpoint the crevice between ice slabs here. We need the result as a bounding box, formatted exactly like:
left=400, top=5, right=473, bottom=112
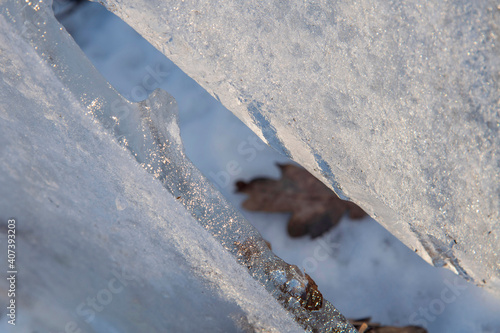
left=0, top=0, right=357, bottom=331
left=96, top=0, right=500, bottom=296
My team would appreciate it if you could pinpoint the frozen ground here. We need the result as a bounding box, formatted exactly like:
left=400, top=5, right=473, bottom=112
left=54, top=2, right=500, bottom=333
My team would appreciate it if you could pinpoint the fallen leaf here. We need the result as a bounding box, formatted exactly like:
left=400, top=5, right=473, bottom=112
left=350, top=318, right=427, bottom=333
left=301, top=272, right=323, bottom=311
left=236, top=164, right=366, bottom=238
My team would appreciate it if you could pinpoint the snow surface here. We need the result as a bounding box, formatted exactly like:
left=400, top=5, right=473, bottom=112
left=0, top=1, right=355, bottom=332
left=98, top=0, right=500, bottom=295
left=53, top=1, right=500, bottom=332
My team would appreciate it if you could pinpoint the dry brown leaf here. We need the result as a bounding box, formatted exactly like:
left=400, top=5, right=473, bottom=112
left=236, top=164, right=366, bottom=238
left=350, top=318, right=427, bottom=333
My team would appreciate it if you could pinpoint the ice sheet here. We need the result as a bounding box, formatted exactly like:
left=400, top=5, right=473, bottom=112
left=55, top=2, right=500, bottom=331
left=98, top=0, right=500, bottom=295
left=0, top=0, right=355, bottom=331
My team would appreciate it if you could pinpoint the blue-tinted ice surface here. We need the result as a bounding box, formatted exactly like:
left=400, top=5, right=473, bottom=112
left=54, top=2, right=500, bottom=332
left=0, top=0, right=356, bottom=332
left=99, top=0, right=500, bottom=295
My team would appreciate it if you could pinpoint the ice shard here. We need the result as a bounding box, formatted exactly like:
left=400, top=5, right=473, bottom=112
left=0, top=0, right=356, bottom=331
left=97, top=0, right=500, bottom=295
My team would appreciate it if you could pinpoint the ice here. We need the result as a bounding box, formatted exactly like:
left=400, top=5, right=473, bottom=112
left=55, top=2, right=500, bottom=331
left=0, top=0, right=356, bottom=331
left=99, top=0, right=500, bottom=295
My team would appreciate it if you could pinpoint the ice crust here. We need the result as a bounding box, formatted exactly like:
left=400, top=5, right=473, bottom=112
left=99, top=0, right=500, bottom=294
left=0, top=0, right=356, bottom=331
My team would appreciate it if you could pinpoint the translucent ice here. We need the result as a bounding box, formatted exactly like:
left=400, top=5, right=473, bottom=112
left=99, top=0, right=500, bottom=295
left=0, top=0, right=355, bottom=331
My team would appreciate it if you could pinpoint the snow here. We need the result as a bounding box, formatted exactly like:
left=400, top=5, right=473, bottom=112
left=98, top=0, right=500, bottom=296
left=0, top=1, right=355, bottom=332
left=52, top=1, right=500, bottom=332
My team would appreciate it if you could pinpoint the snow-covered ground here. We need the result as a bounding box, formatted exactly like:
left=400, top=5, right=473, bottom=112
left=55, top=2, right=500, bottom=332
